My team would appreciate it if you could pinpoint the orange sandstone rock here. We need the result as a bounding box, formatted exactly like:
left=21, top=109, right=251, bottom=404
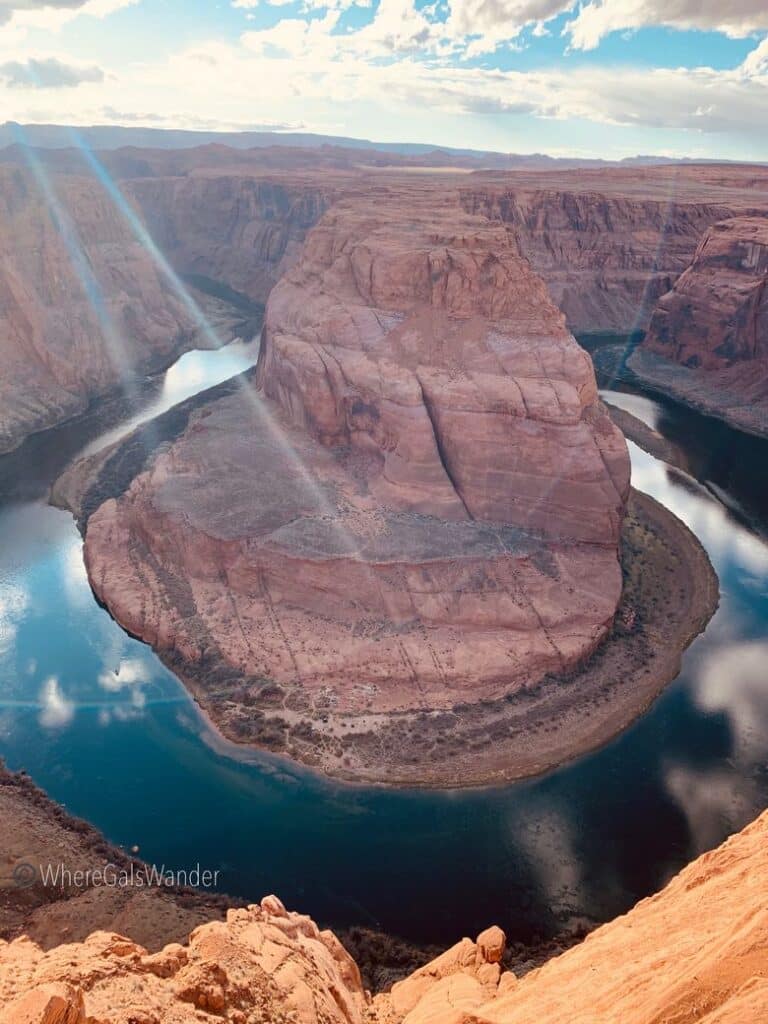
left=3, top=810, right=768, bottom=1022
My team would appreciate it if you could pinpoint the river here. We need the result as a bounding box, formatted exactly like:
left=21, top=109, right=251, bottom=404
left=1, top=338, right=767, bottom=947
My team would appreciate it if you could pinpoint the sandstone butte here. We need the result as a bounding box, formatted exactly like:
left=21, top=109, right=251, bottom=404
left=1, top=808, right=766, bottom=1023
left=631, top=215, right=768, bottom=438
left=78, top=183, right=631, bottom=738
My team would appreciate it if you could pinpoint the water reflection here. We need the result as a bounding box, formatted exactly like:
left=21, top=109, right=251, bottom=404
left=77, top=338, right=260, bottom=459
left=601, top=384, right=768, bottom=539
left=0, top=355, right=767, bottom=945
left=39, top=677, right=75, bottom=730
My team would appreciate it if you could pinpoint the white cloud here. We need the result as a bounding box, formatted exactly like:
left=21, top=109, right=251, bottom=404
left=0, top=0, right=137, bottom=31
left=742, top=35, right=768, bottom=75
left=0, top=0, right=86, bottom=25
left=98, top=657, right=148, bottom=692
left=98, top=657, right=150, bottom=719
left=1, top=5, right=767, bottom=155
left=39, top=676, right=75, bottom=729
left=446, top=0, right=572, bottom=54
left=0, top=583, right=28, bottom=655
left=664, top=763, right=752, bottom=855
left=566, top=0, right=768, bottom=50
left=195, top=29, right=768, bottom=134
left=0, top=55, right=103, bottom=87
left=694, top=640, right=768, bottom=763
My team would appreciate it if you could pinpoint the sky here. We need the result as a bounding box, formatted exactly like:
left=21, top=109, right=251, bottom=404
left=0, top=0, right=766, bottom=160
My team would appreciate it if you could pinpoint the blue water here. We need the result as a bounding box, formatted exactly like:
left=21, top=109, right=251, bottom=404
left=1, top=345, right=767, bottom=946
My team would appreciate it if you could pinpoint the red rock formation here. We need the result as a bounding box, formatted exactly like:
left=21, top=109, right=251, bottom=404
left=77, top=184, right=629, bottom=773
left=631, top=216, right=768, bottom=437
left=0, top=895, right=369, bottom=1024
left=644, top=217, right=768, bottom=368
left=2, top=811, right=767, bottom=1023
left=461, top=185, right=736, bottom=333
left=0, top=162, right=331, bottom=455
left=4, top=154, right=768, bottom=454
left=126, top=175, right=333, bottom=303
left=0, top=165, right=197, bottom=454
left=258, top=191, right=628, bottom=542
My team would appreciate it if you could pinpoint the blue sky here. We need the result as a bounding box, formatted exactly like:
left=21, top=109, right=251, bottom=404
left=0, top=0, right=766, bottom=159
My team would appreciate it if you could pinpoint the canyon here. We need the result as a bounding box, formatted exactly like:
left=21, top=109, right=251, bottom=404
left=60, top=180, right=642, bottom=782
left=18, top=151, right=745, bottom=782
left=1, top=141, right=768, bottom=1020
left=0, top=154, right=330, bottom=456
left=1, top=786, right=766, bottom=1023
left=630, top=215, right=768, bottom=438
left=0, top=164, right=196, bottom=456
left=7, top=148, right=765, bottom=783
left=3, top=149, right=768, bottom=454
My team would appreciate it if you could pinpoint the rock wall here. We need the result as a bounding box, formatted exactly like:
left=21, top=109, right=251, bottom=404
left=75, top=183, right=629, bottom=778
left=0, top=166, right=331, bottom=455
left=4, top=155, right=766, bottom=455
left=126, top=175, right=334, bottom=303
left=0, top=165, right=195, bottom=454
left=643, top=216, right=768, bottom=369
left=461, top=187, right=736, bottom=333
left=2, top=810, right=767, bottom=1023
left=630, top=216, right=768, bottom=437
left=257, top=189, right=629, bottom=542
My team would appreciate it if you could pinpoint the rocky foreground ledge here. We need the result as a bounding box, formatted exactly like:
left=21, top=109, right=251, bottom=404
left=55, top=182, right=721, bottom=785
left=2, top=807, right=767, bottom=1022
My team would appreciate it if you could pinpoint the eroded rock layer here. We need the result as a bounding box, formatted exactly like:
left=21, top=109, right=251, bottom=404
left=76, top=184, right=629, bottom=769
left=5, top=154, right=768, bottom=455
left=2, top=811, right=767, bottom=1023
left=0, top=161, right=330, bottom=455
left=631, top=216, right=768, bottom=437
left=0, top=165, right=195, bottom=454
left=462, top=185, right=733, bottom=333
left=126, top=175, right=333, bottom=303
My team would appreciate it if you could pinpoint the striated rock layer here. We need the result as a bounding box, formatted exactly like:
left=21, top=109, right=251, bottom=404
left=0, top=162, right=330, bottom=456
left=126, top=174, right=333, bottom=304
left=631, top=216, right=768, bottom=437
left=76, top=183, right=629, bottom=770
left=2, top=810, right=767, bottom=1022
left=5, top=154, right=768, bottom=455
left=461, top=185, right=732, bottom=333
left=0, top=165, right=197, bottom=454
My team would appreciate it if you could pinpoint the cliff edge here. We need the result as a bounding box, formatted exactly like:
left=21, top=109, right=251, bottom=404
left=2, top=810, right=766, bottom=1023
left=631, top=216, right=768, bottom=438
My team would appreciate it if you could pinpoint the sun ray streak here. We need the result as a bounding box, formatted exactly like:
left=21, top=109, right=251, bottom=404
left=10, top=125, right=143, bottom=410
left=65, top=128, right=365, bottom=564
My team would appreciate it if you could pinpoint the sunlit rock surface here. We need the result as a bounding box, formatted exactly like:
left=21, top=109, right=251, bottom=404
left=2, top=811, right=767, bottom=1023
left=0, top=161, right=330, bottom=456
left=4, top=155, right=768, bottom=454
left=458, top=166, right=766, bottom=333
left=79, top=183, right=629, bottom=765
